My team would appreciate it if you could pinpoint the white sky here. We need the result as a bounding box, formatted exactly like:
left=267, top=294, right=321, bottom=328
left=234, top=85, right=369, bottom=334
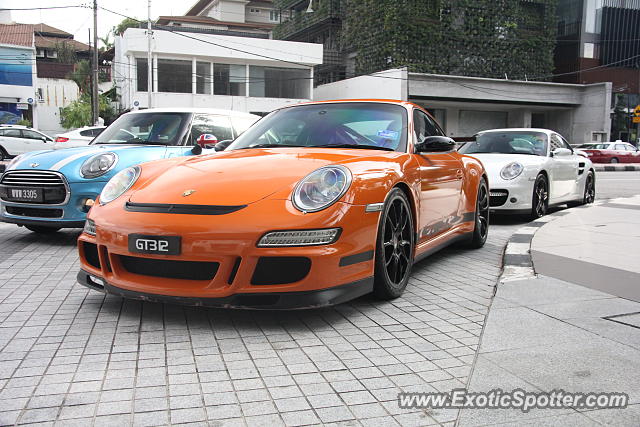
left=6, top=0, right=190, bottom=46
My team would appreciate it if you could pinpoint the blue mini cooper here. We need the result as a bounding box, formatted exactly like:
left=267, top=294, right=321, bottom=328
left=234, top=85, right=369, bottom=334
left=0, top=108, right=258, bottom=233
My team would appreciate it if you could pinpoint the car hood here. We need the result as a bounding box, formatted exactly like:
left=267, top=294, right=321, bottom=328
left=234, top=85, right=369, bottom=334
left=7, top=145, right=174, bottom=182
left=129, top=147, right=396, bottom=206
left=466, top=153, right=546, bottom=176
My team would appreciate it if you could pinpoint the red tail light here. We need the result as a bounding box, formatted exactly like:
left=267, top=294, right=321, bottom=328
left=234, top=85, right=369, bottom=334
left=55, top=137, right=69, bottom=142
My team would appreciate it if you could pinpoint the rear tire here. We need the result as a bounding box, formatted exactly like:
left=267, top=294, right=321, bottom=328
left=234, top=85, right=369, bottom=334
left=530, top=174, right=549, bottom=220
left=610, top=157, right=619, bottom=164
left=463, top=178, right=489, bottom=249
left=373, top=188, right=415, bottom=300
left=25, top=225, right=61, bottom=234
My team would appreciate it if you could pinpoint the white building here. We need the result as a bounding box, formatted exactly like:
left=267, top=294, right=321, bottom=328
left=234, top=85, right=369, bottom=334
left=114, top=28, right=322, bottom=115
left=314, top=68, right=612, bottom=144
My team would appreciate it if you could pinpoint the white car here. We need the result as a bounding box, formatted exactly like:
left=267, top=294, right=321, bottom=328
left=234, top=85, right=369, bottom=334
left=459, top=128, right=595, bottom=219
left=0, top=125, right=54, bottom=160
left=53, top=126, right=106, bottom=150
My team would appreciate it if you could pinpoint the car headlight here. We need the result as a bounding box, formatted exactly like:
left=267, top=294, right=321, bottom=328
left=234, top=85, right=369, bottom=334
left=81, top=152, right=118, bottom=178
left=292, top=165, right=352, bottom=213
left=500, top=162, right=524, bottom=180
left=6, top=154, right=24, bottom=171
left=99, top=166, right=140, bottom=205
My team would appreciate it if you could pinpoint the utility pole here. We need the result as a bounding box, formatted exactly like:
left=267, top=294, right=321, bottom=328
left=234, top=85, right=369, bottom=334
left=88, top=28, right=93, bottom=123
left=147, top=0, right=153, bottom=108
left=92, top=0, right=99, bottom=125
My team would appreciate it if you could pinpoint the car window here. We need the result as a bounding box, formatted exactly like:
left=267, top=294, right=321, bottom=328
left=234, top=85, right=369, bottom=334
left=460, top=131, right=548, bottom=156
left=559, top=135, right=573, bottom=151
left=627, top=145, right=639, bottom=151
left=3, top=129, right=22, bottom=138
left=231, top=116, right=259, bottom=137
left=549, top=134, right=565, bottom=152
left=413, top=110, right=443, bottom=143
left=227, top=103, right=409, bottom=152
left=615, top=144, right=627, bottom=150
left=190, top=114, right=235, bottom=145
left=80, top=129, right=95, bottom=137
left=92, top=128, right=105, bottom=137
left=92, top=112, right=191, bottom=146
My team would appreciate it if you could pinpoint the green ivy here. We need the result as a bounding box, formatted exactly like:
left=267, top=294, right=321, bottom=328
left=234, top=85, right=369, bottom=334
left=274, top=0, right=558, bottom=82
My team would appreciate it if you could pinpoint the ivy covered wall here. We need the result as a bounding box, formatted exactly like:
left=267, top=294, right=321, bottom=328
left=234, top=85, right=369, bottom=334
left=275, top=0, right=558, bottom=83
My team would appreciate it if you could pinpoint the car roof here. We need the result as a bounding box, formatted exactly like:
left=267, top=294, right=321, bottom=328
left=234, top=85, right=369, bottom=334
left=127, top=108, right=259, bottom=118
left=477, top=128, right=555, bottom=134
left=285, top=99, right=416, bottom=109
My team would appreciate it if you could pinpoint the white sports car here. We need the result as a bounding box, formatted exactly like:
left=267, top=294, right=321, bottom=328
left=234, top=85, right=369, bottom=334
left=459, top=128, right=595, bottom=219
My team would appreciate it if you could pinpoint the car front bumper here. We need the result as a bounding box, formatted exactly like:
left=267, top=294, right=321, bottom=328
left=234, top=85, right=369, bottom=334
left=487, top=175, right=535, bottom=213
left=77, top=198, right=380, bottom=308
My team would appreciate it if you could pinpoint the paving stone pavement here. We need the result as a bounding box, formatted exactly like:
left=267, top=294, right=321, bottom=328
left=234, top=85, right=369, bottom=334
left=0, top=220, right=521, bottom=426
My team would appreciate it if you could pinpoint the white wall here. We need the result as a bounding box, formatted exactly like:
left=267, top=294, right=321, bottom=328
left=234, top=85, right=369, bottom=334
left=115, top=29, right=323, bottom=113
left=313, top=68, right=407, bottom=101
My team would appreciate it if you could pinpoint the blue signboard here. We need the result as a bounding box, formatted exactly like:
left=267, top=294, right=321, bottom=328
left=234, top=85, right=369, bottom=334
left=0, top=46, right=33, bottom=87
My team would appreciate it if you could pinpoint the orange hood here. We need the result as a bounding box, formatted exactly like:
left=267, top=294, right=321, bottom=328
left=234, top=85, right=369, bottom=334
left=129, top=148, right=398, bottom=206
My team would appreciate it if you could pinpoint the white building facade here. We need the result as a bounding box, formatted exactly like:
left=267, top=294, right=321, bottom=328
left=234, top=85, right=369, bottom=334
left=114, top=28, right=323, bottom=115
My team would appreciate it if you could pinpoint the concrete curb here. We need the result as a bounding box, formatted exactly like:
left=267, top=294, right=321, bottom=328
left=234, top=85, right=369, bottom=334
left=499, top=201, right=607, bottom=283
left=594, top=163, right=640, bottom=172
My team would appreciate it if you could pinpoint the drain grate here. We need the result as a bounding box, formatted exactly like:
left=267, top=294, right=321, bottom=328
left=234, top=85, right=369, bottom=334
left=603, top=312, right=640, bottom=329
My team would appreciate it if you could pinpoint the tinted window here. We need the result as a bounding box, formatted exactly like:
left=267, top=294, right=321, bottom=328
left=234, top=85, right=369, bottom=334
left=459, top=131, right=548, bottom=156
left=227, top=103, right=408, bottom=152
left=80, top=129, right=95, bottom=137
left=190, top=114, right=234, bottom=144
left=92, top=113, right=191, bottom=146
left=3, top=129, right=22, bottom=138
left=413, top=110, right=443, bottom=143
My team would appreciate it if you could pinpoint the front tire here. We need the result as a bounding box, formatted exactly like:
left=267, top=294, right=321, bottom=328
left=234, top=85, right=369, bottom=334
left=610, top=157, right=619, bottom=164
left=373, top=188, right=415, bottom=300
left=25, top=225, right=61, bottom=234
left=463, top=178, right=489, bottom=249
left=530, top=174, right=549, bottom=220
left=0, top=147, right=7, bottom=161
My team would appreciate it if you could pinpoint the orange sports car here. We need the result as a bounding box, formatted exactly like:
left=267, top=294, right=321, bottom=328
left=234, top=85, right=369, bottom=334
left=77, top=100, right=489, bottom=309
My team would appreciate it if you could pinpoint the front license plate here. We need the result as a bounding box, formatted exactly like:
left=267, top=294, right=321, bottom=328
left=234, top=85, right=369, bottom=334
left=6, top=187, right=43, bottom=203
left=128, top=234, right=181, bottom=255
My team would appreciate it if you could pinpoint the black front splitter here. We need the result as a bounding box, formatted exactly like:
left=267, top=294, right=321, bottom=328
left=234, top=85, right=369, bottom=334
left=77, top=270, right=373, bottom=310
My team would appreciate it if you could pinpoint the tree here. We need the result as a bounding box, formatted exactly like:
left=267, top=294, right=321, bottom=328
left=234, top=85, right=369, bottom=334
left=113, top=17, right=144, bottom=36
left=60, top=93, right=114, bottom=129
left=99, top=33, right=113, bottom=52
left=66, top=59, right=91, bottom=94
left=54, top=41, right=77, bottom=64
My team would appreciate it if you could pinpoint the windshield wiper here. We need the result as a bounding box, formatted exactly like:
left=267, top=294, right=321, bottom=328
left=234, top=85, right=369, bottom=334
left=314, top=144, right=394, bottom=152
left=239, top=144, right=305, bottom=149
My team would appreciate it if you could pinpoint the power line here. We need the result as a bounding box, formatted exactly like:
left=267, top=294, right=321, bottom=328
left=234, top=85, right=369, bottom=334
left=0, top=5, right=86, bottom=11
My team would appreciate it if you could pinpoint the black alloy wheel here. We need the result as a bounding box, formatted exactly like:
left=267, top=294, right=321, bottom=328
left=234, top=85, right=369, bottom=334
left=584, top=171, right=596, bottom=204
left=464, top=179, right=489, bottom=248
left=373, top=188, right=414, bottom=300
left=531, top=174, right=549, bottom=219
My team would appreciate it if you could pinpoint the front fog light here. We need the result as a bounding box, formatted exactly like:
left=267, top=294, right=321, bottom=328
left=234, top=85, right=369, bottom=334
left=83, top=219, right=96, bottom=236
left=258, top=228, right=341, bottom=247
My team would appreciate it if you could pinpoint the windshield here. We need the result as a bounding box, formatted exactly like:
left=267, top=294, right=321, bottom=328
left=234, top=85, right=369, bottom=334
left=459, top=131, right=548, bottom=156
left=226, top=103, right=408, bottom=152
left=577, top=143, right=609, bottom=149
left=92, top=112, right=191, bottom=145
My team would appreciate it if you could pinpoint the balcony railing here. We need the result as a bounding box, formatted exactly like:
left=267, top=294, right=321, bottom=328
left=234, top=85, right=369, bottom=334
left=36, top=62, right=74, bottom=79
left=273, top=0, right=341, bottom=40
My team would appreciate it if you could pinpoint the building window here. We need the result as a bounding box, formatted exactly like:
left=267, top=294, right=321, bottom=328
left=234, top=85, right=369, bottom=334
left=269, top=10, right=280, bottom=21
left=196, top=61, right=211, bottom=94
left=249, top=66, right=310, bottom=99
left=36, top=48, right=45, bottom=58
left=47, top=49, right=57, bottom=59
left=214, top=64, right=246, bottom=96
left=157, top=59, right=191, bottom=93
left=136, top=58, right=153, bottom=92
left=250, top=8, right=260, bottom=13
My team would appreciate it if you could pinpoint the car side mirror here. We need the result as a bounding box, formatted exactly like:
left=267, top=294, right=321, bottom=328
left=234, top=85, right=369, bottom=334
left=214, top=140, right=233, bottom=152
left=551, top=147, right=572, bottom=157
left=197, top=134, right=218, bottom=148
left=191, top=144, right=202, bottom=155
left=415, top=136, right=455, bottom=153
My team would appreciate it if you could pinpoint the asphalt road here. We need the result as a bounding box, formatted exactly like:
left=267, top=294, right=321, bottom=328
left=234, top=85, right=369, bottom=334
left=595, top=170, right=640, bottom=200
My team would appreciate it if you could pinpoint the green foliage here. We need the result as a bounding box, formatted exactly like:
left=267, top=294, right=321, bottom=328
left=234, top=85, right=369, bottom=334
left=113, top=17, right=143, bottom=36
left=275, top=0, right=558, bottom=82
left=54, top=41, right=77, bottom=64
left=99, top=33, right=113, bottom=52
left=60, top=94, right=114, bottom=129
left=66, top=60, right=91, bottom=94
left=16, top=119, right=32, bottom=127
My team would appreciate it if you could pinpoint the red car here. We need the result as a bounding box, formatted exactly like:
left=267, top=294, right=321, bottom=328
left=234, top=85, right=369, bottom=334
left=577, top=142, right=640, bottom=163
